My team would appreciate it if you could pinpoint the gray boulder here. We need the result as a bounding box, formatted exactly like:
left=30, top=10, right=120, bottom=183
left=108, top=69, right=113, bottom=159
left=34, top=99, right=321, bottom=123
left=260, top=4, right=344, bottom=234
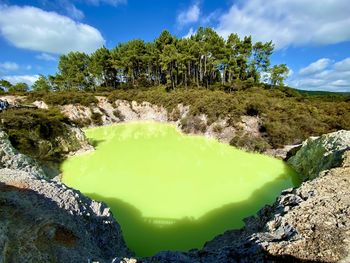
left=288, top=130, right=350, bottom=180
left=0, top=169, right=131, bottom=263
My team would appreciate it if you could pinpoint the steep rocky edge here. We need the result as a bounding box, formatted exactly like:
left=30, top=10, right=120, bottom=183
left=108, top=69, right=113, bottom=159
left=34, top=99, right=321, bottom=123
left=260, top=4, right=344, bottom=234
left=0, top=169, right=131, bottom=263
left=38, top=124, right=93, bottom=177
left=0, top=123, right=92, bottom=179
left=3, top=95, right=296, bottom=157
left=115, top=130, right=350, bottom=263
left=0, top=131, right=45, bottom=178
left=58, top=96, right=293, bottom=157
left=60, top=96, right=238, bottom=144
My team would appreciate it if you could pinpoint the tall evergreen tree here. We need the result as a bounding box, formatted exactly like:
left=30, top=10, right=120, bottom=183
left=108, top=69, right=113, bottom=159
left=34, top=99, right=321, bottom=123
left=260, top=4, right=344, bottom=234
left=32, top=75, right=51, bottom=92
left=52, top=28, right=282, bottom=91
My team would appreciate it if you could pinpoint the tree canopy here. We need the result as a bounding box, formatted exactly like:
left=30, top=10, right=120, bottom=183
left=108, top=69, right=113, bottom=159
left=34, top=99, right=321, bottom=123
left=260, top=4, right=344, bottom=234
left=46, top=28, right=288, bottom=91
left=8, top=82, right=28, bottom=93
left=2, top=28, right=289, bottom=93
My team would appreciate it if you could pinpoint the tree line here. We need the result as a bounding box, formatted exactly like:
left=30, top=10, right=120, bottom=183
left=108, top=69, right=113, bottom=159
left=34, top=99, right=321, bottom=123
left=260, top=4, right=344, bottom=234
left=1, top=28, right=289, bottom=93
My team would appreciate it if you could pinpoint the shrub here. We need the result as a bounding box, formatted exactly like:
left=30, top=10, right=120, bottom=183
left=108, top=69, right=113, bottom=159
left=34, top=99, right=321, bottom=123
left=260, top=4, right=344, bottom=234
left=212, top=124, right=223, bottom=133
left=230, top=134, right=270, bottom=153
left=72, top=118, right=91, bottom=128
left=21, top=86, right=349, bottom=150
left=91, top=112, right=103, bottom=126
left=169, top=108, right=181, bottom=121
left=113, top=109, right=125, bottom=121
left=0, top=108, right=72, bottom=162
left=26, top=91, right=98, bottom=106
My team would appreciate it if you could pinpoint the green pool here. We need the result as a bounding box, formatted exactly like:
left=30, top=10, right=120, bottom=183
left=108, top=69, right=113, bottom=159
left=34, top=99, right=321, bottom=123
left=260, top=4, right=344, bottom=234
left=61, top=121, right=300, bottom=256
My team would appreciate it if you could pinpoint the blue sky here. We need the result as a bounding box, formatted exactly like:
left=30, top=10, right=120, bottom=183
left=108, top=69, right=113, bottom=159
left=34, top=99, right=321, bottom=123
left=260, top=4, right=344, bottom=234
left=0, top=0, right=349, bottom=91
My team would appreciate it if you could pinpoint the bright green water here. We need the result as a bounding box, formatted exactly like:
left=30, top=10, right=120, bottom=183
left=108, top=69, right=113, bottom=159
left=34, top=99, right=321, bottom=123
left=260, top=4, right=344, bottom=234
left=61, top=122, right=300, bottom=256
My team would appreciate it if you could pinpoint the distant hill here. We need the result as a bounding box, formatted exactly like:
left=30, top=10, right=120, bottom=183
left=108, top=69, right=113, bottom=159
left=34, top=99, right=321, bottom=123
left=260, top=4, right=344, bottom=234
left=293, top=88, right=350, bottom=96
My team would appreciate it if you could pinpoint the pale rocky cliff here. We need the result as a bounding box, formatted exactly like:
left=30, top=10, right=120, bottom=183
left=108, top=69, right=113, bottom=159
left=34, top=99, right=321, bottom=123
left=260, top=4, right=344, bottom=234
left=59, top=97, right=260, bottom=146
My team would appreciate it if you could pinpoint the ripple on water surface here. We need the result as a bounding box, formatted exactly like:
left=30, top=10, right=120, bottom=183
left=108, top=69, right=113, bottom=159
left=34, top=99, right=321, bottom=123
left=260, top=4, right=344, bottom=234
left=61, top=121, right=300, bottom=256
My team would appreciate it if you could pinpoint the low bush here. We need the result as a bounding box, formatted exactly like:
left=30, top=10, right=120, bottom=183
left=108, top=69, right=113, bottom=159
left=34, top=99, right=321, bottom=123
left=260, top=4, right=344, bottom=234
left=8, top=85, right=349, bottom=155
left=26, top=91, right=98, bottom=106
left=0, top=108, right=72, bottom=162
left=72, top=118, right=91, bottom=128
left=230, top=134, right=271, bottom=153
left=113, top=109, right=125, bottom=121
left=91, top=112, right=103, bottom=126
left=212, top=124, right=223, bottom=133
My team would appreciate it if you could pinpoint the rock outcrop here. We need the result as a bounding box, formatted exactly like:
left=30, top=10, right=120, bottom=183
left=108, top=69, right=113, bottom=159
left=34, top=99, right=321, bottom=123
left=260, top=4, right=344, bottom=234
left=58, top=124, right=93, bottom=156
left=115, top=100, right=168, bottom=123
left=288, top=130, right=350, bottom=180
left=60, top=97, right=262, bottom=146
left=0, top=131, right=46, bottom=178
left=0, top=168, right=131, bottom=263
left=0, top=123, right=92, bottom=179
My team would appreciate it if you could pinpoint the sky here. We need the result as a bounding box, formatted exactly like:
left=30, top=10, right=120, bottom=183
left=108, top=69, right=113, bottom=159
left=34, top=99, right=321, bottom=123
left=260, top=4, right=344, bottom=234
left=0, top=0, right=349, bottom=92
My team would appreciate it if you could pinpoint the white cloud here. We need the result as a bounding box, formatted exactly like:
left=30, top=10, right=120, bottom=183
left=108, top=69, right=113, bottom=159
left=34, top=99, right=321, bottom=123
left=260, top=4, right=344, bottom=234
left=183, top=27, right=196, bottom=39
left=288, top=57, right=350, bottom=92
left=216, top=0, right=350, bottom=49
left=2, top=75, right=39, bottom=86
left=299, top=58, right=331, bottom=76
left=60, top=0, right=85, bottom=20
left=177, top=3, right=200, bottom=27
left=334, top=58, right=350, bottom=72
left=0, top=5, right=105, bottom=54
left=39, top=0, right=126, bottom=20
left=201, top=10, right=221, bottom=25
left=0, top=62, right=19, bottom=72
left=36, top=53, right=57, bottom=61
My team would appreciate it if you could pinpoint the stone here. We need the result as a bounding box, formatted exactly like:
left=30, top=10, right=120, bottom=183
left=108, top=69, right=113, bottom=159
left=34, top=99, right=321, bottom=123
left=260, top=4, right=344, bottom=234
left=0, top=169, right=131, bottom=263
left=32, top=100, right=49, bottom=109
left=288, top=130, right=350, bottom=180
